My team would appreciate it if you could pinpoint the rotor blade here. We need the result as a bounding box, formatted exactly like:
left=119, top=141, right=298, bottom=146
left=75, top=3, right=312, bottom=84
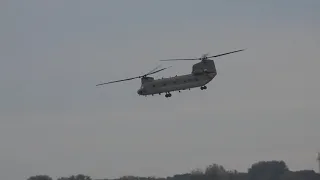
left=96, top=65, right=172, bottom=86
left=159, top=58, right=199, bottom=61
left=146, top=64, right=162, bottom=74
left=96, top=76, right=141, bottom=86
left=207, top=49, right=245, bottom=58
left=145, top=66, right=172, bottom=76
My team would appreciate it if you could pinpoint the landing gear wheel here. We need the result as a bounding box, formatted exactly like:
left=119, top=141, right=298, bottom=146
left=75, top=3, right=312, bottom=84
left=200, top=86, right=207, bottom=90
left=165, top=92, right=172, bottom=98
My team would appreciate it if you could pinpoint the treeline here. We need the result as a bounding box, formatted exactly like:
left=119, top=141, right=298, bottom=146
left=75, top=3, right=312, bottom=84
left=27, top=160, right=320, bottom=180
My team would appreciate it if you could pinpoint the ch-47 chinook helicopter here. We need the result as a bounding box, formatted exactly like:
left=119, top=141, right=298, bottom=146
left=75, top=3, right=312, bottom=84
left=96, top=49, right=245, bottom=98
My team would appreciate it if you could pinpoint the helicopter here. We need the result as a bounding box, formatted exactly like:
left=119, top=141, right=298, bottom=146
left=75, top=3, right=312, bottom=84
left=96, top=49, right=245, bottom=98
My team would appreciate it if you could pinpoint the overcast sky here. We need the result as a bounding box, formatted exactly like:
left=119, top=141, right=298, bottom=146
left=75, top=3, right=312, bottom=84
left=1, top=1, right=320, bottom=180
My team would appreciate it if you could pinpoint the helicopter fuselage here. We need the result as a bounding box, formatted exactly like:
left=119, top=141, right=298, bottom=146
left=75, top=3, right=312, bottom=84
left=137, top=72, right=216, bottom=96
left=137, top=59, right=217, bottom=96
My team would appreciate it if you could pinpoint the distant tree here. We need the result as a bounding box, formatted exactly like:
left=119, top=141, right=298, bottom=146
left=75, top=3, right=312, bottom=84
left=27, top=175, right=52, bottom=180
left=172, top=173, right=191, bottom=180
left=119, top=176, right=134, bottom=180
left=190, top=168, right=204, bottom=180
left=205, top=163, right=227, bottom=175
left=204, top=163, right=228, bottom=180
left=190, top=168, right=204, bottom=175
left=279, top=171, right=303, bottom=180
left=248, top=161, right=289, bottom=180
left=29, top=160, right=320, bottom=180
left=232, top=172, right=248, bottom=180
left=293, top=170, right=320, bottom=180
left=57, top=174, right=91, bottom=180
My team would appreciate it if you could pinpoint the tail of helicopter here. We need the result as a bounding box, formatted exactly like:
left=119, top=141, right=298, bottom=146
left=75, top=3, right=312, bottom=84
left=192, top=59, right=217, bottom=75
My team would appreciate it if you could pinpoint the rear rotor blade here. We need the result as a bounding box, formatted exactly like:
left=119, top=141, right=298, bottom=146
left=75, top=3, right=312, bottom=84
left=207, top=49, right=245, bottom=58
left=159, top=49, right=245, bottom=61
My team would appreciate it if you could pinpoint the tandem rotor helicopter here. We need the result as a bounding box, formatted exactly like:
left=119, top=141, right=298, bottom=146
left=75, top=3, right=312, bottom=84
left=96, top=49, right=245, bottom=98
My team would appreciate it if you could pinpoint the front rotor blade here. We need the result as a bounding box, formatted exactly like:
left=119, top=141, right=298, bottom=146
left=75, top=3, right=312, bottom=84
left=146, top=64, right=162, bottom=75
left=207, top=49, right=245, bottom=58
left=159, top=58, right=199, bottom=61
left=145, top=66, right=172, bottom=76
left=96, top=76, right=140, bottom=86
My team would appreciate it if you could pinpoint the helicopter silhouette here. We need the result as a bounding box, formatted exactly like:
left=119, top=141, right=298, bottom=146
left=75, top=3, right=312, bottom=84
left=96, top=49, right=245, bottom=98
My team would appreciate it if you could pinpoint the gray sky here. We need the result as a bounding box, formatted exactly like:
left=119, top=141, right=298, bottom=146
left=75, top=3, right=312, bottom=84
left=1, top=0, right=320, bottom=180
